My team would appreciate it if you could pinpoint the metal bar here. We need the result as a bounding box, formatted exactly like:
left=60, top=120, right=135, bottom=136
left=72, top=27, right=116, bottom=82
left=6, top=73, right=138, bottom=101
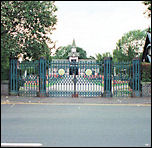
left=15, top=60, right=18, bottom=93
left=138, top=60, right=140, bottom=91
left=10, top=59, right=12, bottom=92
left=13, top=60, right=15, bottom=91
left=135, top=60, right=137, bottom=91
left=133, top=60, right=134, bottom=91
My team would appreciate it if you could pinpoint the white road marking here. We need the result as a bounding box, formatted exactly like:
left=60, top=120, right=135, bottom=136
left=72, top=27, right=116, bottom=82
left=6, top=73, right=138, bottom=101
left=145, top=143, right=150, bottom=147
left=1, top=143, right=42, bottom=147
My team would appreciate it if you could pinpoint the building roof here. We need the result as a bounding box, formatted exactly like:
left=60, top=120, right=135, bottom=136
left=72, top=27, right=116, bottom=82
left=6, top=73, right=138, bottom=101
left=142, top=32, right=151, bottom=63
left=147, top=32, right=151, bottom=43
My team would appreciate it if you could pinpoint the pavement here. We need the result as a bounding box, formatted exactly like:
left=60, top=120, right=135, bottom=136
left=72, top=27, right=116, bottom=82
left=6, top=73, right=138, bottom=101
left=1, top=95, right=151, bottom=105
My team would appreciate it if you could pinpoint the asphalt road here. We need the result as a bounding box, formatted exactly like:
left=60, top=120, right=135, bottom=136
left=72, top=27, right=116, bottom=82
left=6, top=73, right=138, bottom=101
left=1, top=104, right=151, bottom=147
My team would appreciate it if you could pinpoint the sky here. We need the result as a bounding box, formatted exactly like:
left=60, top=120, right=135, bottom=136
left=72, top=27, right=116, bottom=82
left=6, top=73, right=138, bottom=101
left=50, top=1, right=151, bottom=57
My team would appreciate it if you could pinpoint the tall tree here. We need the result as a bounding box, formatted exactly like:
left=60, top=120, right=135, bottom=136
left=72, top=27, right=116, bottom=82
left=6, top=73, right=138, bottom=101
left=1, top=1, right=57, bottom=59
left=1, top=1, right=57, bottom=80
left=113, top=29, right=148, bottom=62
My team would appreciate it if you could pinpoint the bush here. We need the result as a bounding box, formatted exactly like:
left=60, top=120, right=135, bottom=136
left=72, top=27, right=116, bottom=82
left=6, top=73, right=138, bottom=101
left=1, top=57, right=9, bottom=80
left=1, top=68, right=9, bottom=80
left=141, top=62, right=151, bottom=82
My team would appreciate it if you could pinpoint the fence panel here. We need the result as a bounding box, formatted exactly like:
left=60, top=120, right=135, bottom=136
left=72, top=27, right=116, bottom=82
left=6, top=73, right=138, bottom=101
left=9, top=57, right=141, bottom=98
left=18, top=60, right=39, bottom=96
left=112, top=61, right=132, bottom=97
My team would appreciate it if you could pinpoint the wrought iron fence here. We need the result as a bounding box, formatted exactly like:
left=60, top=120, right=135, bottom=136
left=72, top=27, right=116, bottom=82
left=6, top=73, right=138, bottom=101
left=9, top=57, right=141, bottom=97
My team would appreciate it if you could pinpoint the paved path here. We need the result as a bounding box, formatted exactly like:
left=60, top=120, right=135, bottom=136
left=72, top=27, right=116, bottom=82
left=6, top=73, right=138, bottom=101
left=1, top=95, right=151, bottom=105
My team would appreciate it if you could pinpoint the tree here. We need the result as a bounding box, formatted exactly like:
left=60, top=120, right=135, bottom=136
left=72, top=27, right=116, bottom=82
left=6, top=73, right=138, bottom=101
left=1, top=1, right=57, bottom=80
left=88, top=56, right=96, bottom=60
left=96, top=52, right=112, bottom=62
left=143, top=1, right=151, bottom=17
left=53, top=45, right=88, bottom=59
left=1, top=1, right=57, bottom=59
left=112, top=29, right=148, bottom=62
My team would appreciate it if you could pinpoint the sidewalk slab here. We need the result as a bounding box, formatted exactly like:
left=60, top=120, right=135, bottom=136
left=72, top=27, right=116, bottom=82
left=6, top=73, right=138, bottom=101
left=1, top=95, right=151, bottom=105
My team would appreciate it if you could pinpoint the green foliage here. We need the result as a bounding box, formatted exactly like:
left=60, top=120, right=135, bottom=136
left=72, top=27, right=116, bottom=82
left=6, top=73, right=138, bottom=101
left=77, top=47, right=87, bottom=59
left=53, top=45, right=87, bottom=59
left=1, top=1, right=57, bottom=80
left=1, top=53, right=9, bottom=80
left=96, top=52, right=112, bottom=62
left=95, top=52, right=112, bottom=74
left=1, top=1, right=57, bottom=59
left=143, top=1, right=151, bottom=17
left=88, top=56, right=96, bottom=60
left=54, top=45, right=71, bottom=59
left=113, top=29, right=148, bottom=62
left=141, top=62, right=151, bottom=82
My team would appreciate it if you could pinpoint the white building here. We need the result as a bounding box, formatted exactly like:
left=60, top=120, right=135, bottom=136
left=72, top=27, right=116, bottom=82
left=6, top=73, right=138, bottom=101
left=50, top=39, right=99, bottom=76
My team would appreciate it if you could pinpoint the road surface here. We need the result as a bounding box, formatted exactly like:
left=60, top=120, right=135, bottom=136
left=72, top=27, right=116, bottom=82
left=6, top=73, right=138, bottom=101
left=1, top=103, right=151, bottom=147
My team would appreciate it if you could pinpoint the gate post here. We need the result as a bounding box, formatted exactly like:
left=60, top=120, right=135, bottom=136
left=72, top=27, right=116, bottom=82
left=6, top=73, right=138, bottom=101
left=103, top=57, right=112, bottom=97
left=9, top=57, right=18, bottom=95
left=38, top=57, right=46, bottom=97
left=132, top=58, right=141, bottom=97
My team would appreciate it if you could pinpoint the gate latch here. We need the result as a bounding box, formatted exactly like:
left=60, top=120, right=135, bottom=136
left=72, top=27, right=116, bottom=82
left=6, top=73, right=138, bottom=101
left=72, top=77, right=77, bottom=83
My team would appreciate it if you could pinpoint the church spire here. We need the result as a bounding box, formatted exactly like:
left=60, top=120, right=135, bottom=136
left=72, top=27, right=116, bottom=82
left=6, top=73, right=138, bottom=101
left=68, top=39, right=79, bottom=58
left=72, top=38, right=76, bottom=47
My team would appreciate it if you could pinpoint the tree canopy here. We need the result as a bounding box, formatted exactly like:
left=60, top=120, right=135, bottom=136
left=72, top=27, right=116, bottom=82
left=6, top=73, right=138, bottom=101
left=1, top=1, right=57, bottom=60
left=96, top=52, right=112, bottom=62
left=1, top=1, right=57, bottom=80
left=112, top=29, right=148, bottom=62
left=143, top=1, right=151, bottom=17
left=53, top=45, right=88, bottom=59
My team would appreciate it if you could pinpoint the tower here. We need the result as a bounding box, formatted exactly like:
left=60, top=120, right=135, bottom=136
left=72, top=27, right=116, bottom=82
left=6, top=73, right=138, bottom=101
left=71, top=39, right=76, bottom=52
left=68, top=39, right=79, bottom=62
left=68, top=39, right=79, bottom=75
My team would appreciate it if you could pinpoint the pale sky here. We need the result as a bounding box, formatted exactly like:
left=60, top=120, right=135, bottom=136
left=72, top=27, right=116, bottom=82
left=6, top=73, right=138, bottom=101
left=50, top=1, right=151, bottom=57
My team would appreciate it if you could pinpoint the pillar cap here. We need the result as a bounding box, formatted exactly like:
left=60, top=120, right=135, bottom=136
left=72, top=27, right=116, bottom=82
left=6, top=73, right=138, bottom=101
left=104, top=57, right=112, bottom=60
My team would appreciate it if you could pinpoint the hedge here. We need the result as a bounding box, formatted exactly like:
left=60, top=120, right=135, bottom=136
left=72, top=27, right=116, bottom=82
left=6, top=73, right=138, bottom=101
left=141, top=62, right=151, bottom=82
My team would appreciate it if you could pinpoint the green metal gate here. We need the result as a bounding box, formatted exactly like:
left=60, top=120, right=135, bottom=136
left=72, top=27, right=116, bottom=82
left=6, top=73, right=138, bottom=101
left=9, top=57, right=141, bottom=97
left=112, top=61, right=132, bottom=97
left=112, top=58, right=141, bottom=97
left=47, top=61, right=103, bottom=97
left=18, top=60, right=39, bottom=96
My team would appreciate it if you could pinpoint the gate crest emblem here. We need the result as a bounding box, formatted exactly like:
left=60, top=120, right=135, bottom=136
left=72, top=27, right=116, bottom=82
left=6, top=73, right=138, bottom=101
left=58, top=69, right=65, bottom=76
left=85, top=69, right=92, bottom=76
